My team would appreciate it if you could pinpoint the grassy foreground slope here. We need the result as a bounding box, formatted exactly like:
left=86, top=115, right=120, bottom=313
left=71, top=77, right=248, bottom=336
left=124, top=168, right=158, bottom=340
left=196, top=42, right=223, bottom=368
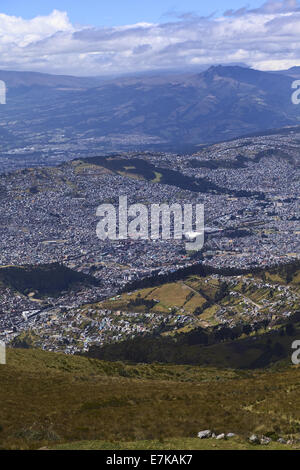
left=0, top=348, right=299, bottom=450
left=53, top=437, right=293, bottom=451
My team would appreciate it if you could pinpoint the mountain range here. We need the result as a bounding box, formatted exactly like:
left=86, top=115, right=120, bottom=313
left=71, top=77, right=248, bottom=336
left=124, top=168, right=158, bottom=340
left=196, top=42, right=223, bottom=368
left=0, top=65, right=300, bottom=156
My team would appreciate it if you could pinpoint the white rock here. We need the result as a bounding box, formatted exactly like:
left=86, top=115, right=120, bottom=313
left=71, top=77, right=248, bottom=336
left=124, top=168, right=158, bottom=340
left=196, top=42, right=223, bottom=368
left=197, top=430, right=212, bottom=439
left=226, top=433, right=236, bottom=438
left=277, top=438, right=287, bottom=444
left=249, top=434, right=260, bottom=444
left=216, top=433, right=225, bottom=440
left=260, top=436, right=271, bottom=445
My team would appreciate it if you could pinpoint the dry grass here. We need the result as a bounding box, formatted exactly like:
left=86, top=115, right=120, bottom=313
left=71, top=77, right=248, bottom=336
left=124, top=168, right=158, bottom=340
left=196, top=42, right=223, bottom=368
left=0, top=348, right=299, bottom=450
left=52, top=436, right=300, bottom=451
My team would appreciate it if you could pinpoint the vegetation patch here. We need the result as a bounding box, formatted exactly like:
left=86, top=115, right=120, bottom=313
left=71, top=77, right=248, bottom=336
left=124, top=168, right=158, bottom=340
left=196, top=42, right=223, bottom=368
left=0, top=348, right=299, bottom=450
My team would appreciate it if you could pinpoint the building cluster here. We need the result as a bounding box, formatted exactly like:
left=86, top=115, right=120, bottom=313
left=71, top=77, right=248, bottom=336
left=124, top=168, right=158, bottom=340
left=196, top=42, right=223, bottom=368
left=0, top=130, right=299, bottom=350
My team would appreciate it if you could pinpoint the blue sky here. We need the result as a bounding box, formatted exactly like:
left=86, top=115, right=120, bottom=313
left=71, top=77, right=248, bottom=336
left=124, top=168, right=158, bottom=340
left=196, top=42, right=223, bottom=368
left=0, top=1, right=300, bottom=75
left=0, top=0, right=265, bottom=26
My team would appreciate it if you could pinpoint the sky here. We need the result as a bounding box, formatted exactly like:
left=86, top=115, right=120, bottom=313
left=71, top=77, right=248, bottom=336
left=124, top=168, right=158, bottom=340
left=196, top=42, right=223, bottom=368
left=0, top=0, right=300, bottom=76
left=0, top=1, right=266, bottom=26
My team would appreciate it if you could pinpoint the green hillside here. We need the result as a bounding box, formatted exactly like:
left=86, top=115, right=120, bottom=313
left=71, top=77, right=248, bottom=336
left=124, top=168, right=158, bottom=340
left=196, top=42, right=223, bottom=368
left=88, top=317, right=300, bottom=368
left=96, top=265, right=300, bottom=329
left=0, top=348, right=299, bottom=450
left=84, top=263, right=300, bottom=368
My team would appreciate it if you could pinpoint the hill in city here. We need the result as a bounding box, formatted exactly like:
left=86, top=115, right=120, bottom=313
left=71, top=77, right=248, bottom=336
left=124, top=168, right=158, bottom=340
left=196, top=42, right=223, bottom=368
left=87, top=262, right=300, bottom=368
left=0, top=263, right=99, bottom=297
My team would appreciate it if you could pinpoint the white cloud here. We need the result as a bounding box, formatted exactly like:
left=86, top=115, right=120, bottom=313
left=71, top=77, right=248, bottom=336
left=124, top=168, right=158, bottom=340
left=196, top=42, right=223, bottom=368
left=1, top=2, right=300, bottom=75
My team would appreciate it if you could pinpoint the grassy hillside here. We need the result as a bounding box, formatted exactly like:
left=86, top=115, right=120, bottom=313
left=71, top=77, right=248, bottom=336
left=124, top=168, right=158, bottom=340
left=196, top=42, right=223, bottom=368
left=254, top=262, right=300, bottom=289
left=84, top=263, right=300, bottom=368
left=77, top=155, right=262, bottom=197
left=97, top=267, right=300, bottom=329
left=88, top=317, right=300, bottom=368
left=53, top=437, right=295, bottom=451
left=0, top=348, right=299, bottom=450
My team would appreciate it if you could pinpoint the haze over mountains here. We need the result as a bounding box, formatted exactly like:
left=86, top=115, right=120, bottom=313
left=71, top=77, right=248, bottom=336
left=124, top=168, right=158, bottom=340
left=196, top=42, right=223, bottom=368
left=0, top=64, right=300, bottom=166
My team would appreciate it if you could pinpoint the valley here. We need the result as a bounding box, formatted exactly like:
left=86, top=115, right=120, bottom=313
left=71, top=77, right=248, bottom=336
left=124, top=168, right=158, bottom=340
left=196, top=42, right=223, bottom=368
left=0, top=127, right=299, bottom=355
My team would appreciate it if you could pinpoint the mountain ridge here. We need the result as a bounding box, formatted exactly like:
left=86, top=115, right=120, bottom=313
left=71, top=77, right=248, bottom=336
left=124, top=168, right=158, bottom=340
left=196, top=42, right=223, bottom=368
left=1, top=65, right=300, bottom=163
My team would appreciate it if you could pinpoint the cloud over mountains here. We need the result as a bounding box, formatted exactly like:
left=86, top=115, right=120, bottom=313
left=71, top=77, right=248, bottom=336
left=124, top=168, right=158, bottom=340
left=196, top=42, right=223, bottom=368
left=1, top=1, right=300, bottom=76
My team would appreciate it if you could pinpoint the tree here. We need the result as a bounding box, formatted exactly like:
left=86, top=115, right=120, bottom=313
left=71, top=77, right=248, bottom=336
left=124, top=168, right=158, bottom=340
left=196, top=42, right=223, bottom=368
left=285, top=323, right=295, bottom=336
left=242, top=324, right=252, bottom=336
left=273, top=342, right=285, bottom=357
